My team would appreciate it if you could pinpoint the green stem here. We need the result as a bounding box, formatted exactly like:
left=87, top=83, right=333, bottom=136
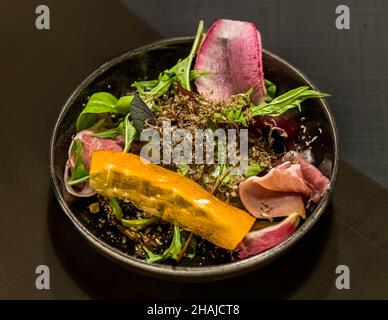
left=184, top=20, right=204, bottom=90
left=66, top=175, right=90, bottom=186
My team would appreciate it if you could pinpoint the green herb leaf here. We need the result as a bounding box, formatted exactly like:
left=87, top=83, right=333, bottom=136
left=123, top=113, right=137, bottom=153
left=143, top=246, right=164, bottom=263
left=250, top=86, right=329, bottom=117
left=66, top=139, right=89, bottom=186
left=190, top=69, right=209, bottom=81
left=177, top=164, right=190, bottom=176
left=116, top=95, right=134, bottom=114
left=109, top=197, right=123, bottom=221
left=130, top=21, right=206, bottom=109
left=131, top=79, right=159, bottom=92
left=94, top=113, right=137, bottom=152
left=163, top=224, right=182, bottom=260
left=110, top=197, right=156, bottom=230
left=144, top=224, right=183, bottom=263
left=76, top=92, right=117, bottom=132
left=245, top=163, right=263, bottom=177
left=129, top=95, right=156, bottom=132
left=121, top=217, right=157, bottom=229
left=183, top=20, right=204, bottom=90
left=76, top=93, right=134, bottom=132
left=94, top=125, right=122, bottom=139
left=265, top=79, right=277, bottom=102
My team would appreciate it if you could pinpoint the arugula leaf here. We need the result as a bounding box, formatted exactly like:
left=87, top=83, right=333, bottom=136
left=66, top=139, right=89, bottom=186
left=250, top=86, right=329, bottom=117
left=131, top=79, right=158, bottom=92
left=265, top=79, right=277, bottom=102
left=190, top=70, right=208, bottom=81
left=121, top=217, right=157, bottom=229
left=109, top=197, right=157, bottom=230
left=144, top=224, right=183, bottom=263
left=162, top=224, right=182, bottom=260
left=76, top=92, right=134, bottom=132
left=143, top=246, right=164, bottom=263
left=245, top=163, right=263, bottom=177
left=109, top=197, right=123, bottom=220
left=94, top=114, right=137, bottom=152
left=130, top=21, right=205, bottom=109
left=123, top=113, right=137, bottom=153
left=212, top=88, right=252, bottom=126
left=94, top=125, right=122, bottom=139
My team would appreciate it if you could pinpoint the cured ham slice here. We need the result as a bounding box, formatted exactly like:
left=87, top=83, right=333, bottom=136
left=195, top=19, right=266, bottom=103
left=239, top=162, right=309, bottom=219
left=283, top=151, right=331, bottom=203
left=64, top=130, right=123, bottom=197
left=239, top=153, right=330, bottom=218
left=74, top=130, right=123, bottom=170
left=237, top=213, right=300, bottom=259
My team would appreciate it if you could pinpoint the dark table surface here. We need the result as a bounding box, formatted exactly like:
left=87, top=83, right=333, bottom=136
left=1, top=0, right=388, bottom=299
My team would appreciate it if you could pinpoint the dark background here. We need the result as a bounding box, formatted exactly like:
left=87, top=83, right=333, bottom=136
left=1, top=0, right=387, bottom=299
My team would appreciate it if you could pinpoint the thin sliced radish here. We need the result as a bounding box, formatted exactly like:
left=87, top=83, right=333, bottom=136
left=237, top=213, right=300, bottom=259
left=195, top=19, right=266, bottom=103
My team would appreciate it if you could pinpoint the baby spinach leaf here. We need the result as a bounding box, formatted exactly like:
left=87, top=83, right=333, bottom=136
left=76, top=92, right=134, bottom=132
left=76, top=92, right=118, bottom=132
left=116, top=95, right=134, bottom=114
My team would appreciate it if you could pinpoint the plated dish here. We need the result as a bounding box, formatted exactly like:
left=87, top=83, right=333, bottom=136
left=50, top=19, right=338, bottom=280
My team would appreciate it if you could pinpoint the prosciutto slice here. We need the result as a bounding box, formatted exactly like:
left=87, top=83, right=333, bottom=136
left=195, top=19, right=266, bottom=103
left=239, top=153, right=331, bottom=218
left=239, top=162, right=309, bottom=219
left=74, top=130, right=123, bottom=170
left=64, top=130, right=123, bottom=197
left=237, top=213, right=300, bottom=259
left=283, top=151, right=331, bottom=203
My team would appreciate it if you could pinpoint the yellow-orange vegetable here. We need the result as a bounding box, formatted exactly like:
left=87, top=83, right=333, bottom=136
left=89, top=151, right=255, bottom=250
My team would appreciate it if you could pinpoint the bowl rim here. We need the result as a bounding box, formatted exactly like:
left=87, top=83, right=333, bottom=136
left=49, top=36, right=339, bottom=281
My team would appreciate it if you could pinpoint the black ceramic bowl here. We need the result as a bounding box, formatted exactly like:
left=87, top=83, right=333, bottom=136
left=50, top=37, right=339, bottom=282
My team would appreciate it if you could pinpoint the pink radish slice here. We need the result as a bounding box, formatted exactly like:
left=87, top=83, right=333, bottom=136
left=237, top=213, right=300, bottom=259
left=195, top=19, right=266, bottom=103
